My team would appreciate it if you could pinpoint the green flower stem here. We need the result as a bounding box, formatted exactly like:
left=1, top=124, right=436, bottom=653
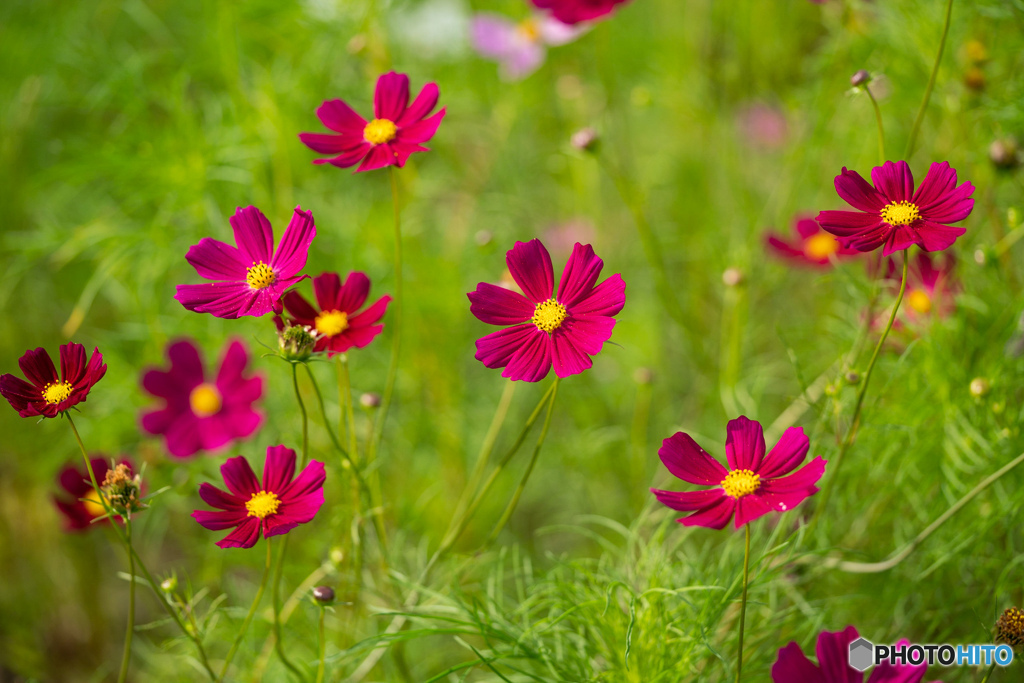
left=271, top=537, right=305, bottom=681
left=865, top=84, right=886, bottom=164
left=66, top=414, right=217, bottom=681
left=980, top=661, right=997, bottom=683
left=217, top=539, right=273, bottom=683
left=735, top=524, right=751, bottom=683
left=486, top=378, right=559, bottom=543
left=811, top=250, right=910, bottom=529
left=905, top=0, right=955, bottom=158
left=291, top=363, right=309, bottom=468
left=337, top=355, right=365, bottom=586
left=315, top=607, right=327, bottom=683
left=117, top=517, right=135, bottom=683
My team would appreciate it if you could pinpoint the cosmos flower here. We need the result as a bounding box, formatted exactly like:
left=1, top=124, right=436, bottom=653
left=467, top=239, right=625, bottom=382
left=651, top=416, right=826, bottom=529
left=140, top=339, right=264, bottom=459
left=529, top=0, right=631, bottom=25
left=470, top=13, right=583, bottom=80
left=885, top=252, right=958, bottom=322
left=54, top=458, right=133, bottom=531
left=299, top=71, right=446, bottom=172
left=816, top=161, right=974, bottom=256
left=276, top=272, right=391, bottom=357
left=737, top=102, right=789, bottom=149
left=0, top=343, right=106, bottom=418
left=772, top=627, right=942, bottom=683
left=192, top=445, right=326, bottom=549
left=766, top=215, right=860, bottom=268
left=175, top=206, right=317, bottom=319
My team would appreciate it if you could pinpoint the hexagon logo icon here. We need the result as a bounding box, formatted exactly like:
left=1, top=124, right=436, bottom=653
left=848, top=637, right=874, bottom=672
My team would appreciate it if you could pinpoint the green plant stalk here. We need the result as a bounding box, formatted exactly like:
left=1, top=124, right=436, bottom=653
left=218, top=539, right=273, bottom=683
left=316, top=608, right=327, bottom=683
left=337, top=355, right=365, bottom=589
left=811, top=250, right=910, bottom=528
left=866, top=85, right=886, bottom=164
left=66, top=414, right=216, bottom=681
left=486, top=378, right=559, bottom=542
left=292, top=363, right=310, bottom=468
left=117, top=517, right=135, bottom=683
left=980, top=661, right=997, bottom=683
left=905, top=0, right=955, bottom=158
left=735, top=524, right=751, bottom=683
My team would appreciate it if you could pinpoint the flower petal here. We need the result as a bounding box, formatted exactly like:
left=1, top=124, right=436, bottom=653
left=551, top=330, right=592, bottom=378
left=771, top=642, right=826, bottom=683
left=192, top=509, right=249, bottom=531
left=282, top=291, right=319, bottom=324
left=560, top=313, right=615, bottom=356
left=475, top=323, right=537, bottom=370
left=868, top=639, right=930, bottom=683
left=199, top=482, right=243, bottom=510
left=315, top=143, right=373, bottom=168
left=337, top=272, right=372, bottom=313
left=374, top=71, right=410, bottom=121
left=215, top=516, right=262, bottom=549
left=347, top=295, right=391, bottom=329
left=59, top=343, right=88, bottom=386
left=175, top=282, right=260, bottom=319
left=271, top=206, right=316, bottom=277
left=298, top=132, right=362, bottom=155
left=658, top=432, right=729, bottom=486
left=468, top=283, right=535, bottom=326
left=506, top=239, right=555, bottom=303
left=316, top=99, right=367, bottom=134
left=725, top=416, right=766, bottom=472
left=220, top=456, right=260, bottom=498
left=834, top=167, right=886, bottom=212
left=230, top=206, right=275, bottom=264
left=651, top=487, right=725, bottom=512
left=570, top=274, right=625, bottom=317
left=281, top=460, right=327, bottom=501
left=19, top=347, right=58, bottom=388
left=680, top=495, right=736, bottom=529
left=758, top=427, right=810, bottom=479
left=263, top=445, right=298, bottom=494
left=871, top=160, right=914, bottom=203
left=815, top=627, right=862, bottom=683
left=397, top=82, right=440, bottom=126
left=356, top=144, right=396, bottom=172
left=557, top=243, right=604, bottom=308
left=502, top=327, right=553, bottom=382
left=734, top=494, right=773, bottom=527
left=185, top=237, right=248, bottom=281
left=396, top=108, right=445, bottom=145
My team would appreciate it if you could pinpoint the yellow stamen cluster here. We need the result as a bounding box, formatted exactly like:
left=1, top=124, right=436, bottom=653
left=315, top=309, right=350, bottom=337
left=803, top=233, right=840, bottom=260
left=364, top=118, right=398, bottom=145
left=532, top=298, right=567, bottom=333
left=246, top=262, right=276, bottom=290
left=907, top=289, right=933, bottom=315
left=189, top=383, right=222, bottom=417
left=42, top=380, right=73, bottom=405
left=722, top=469, right=761, bottom=499
left=880, top=200, right=921, bottom=227
left=996, top=607, right=1024, bottom=650
left=245, top=490, right=281, bottom=519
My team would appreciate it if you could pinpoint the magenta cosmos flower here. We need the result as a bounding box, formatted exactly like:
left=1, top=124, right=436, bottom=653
left=816, top=160, right=974, bottom=256
left=529, top=0, right=631, bottom=24
left=174, top=205, right=316, bottom=319
left=276, top=272, right=391, bottom=357
left=192, top=445, right=325, bottom=549
left=766, top=215, right=860, bottom=268
left=886, top=252, right=958, bottom=322
left=54, top=457, right=133, bottom=531
left=299, top=71, right=446, bottom=172
left=773, top=627, right=942, bottom=683
left=141, top=339, right=264, bottom=459
left=471, top=13, right=584, bottom=80
left=468, top=239, right=625, bottom=382
left=0, top=343, right=106, bottom=418
left=651, top=416, right=826, bottom=529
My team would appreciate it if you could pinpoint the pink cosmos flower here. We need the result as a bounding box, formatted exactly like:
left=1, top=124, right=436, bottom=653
left=470, top=13, right=584, bottom=80
left=467, top=239, right=625, bottom=382
left=192, top=445, right=325, bottom=549
left=175, top=206, right=316, bottom=319
left=0, top=343, right=106, bottom=418
left=529, top=0, right=631, bottom=25
left=275, top=272, right=391, bottom=357
left=299, top=71, right=446, bottom=172
left=816, top=161, right=975, bottom=256
left=651, top=416, right=826, bottom=529
left=140, top=339, right=264, bottom=459
left=766, top=215, right=860, bottom=268
left=773, top=627, right=942, bottom=683
left=54, top=458, right=133, bottom=531
left=737, top=102, right=789, bottom=149
left=885, top=252, right=958, bottom=322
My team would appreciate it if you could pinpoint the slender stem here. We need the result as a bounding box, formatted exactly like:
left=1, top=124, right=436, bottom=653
left=316, top=608, right=327, bottom=683
left=218, top=539, right=273, bottom=683
left=980, top=661, right=997, bottom=683
left=292, top=363, right=310, bottom=468
left=486, top=379, right=559, bottom=542
left=338, top=354, right=365, bottom=598
left=811, top=250, right=910, bottom=527
left=117, top=518, right=135, bottom=683
left=865, top=85, right=886, bottom=164
left=271, top=536, right=305, bottom=681
left=905, top=0, right=955, bottom=158
left=338, top=355, right=359, bottom=462
left=735, top=524, right=751, bottom=683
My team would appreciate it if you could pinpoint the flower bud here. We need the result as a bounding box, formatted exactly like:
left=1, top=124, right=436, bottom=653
left=969, top=377, right=991, bottom=398
left=360, top=392, right=381, bottom=409
left=974, top=248, right=987, bottom=266
left=312, top=586, right=336, bottom=604
left=102, top=463, right=144, bottom=516
left=996, top=607, right=1024, bottom=651
left=850, top=69, right=871, bottom=88
left=278, top=322, right=320, bottom=362
left=722, top=267, right=744, bottom=287
left=160, top=576, right=177, bottom=593
left=844, top=371, right=861, bottom=385
left=989, top=139, right=1019, bottom=169
left=570, top=127, right=600, bottom=152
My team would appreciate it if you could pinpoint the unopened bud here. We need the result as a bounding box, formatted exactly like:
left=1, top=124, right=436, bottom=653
left=329, top=547, right=345, bottom=566
left=570, top=127, right=600, bottom=152
left=722, top=267, right=744, bottom=287
left=989, top=139, right=1019, bottom=169
left=974, top=248, right=987, bottom=266
left=850, top=69, right=871, bottom=88
left=312, top=586, right=336, bottom=604
left=969, top=377, right=991, bottom=398
left=824, top=382, right=838, bottom=397
left=278, top=322, right=320, bottom=362
left=160, top=577, right=177, bottom=593
left=844, top=371, right=861, bottom=385
left=360, top=392, right=381, bottom=409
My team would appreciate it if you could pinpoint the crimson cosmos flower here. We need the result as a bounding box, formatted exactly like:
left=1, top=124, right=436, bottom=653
left=816, top=160, right=974, bottom=256
left=54, top=458, right=132, bottom=531
left=651, top=416, right=826, bottom=529
left=140, top=339, right=264, bottom=459
left=0, top=343, right=106, bottom=418
left=885, top=252, right=957, bottom=322
left=468, top=239, right=625, bottom=382
left=773, top=627, right=942, bottom=683
left=192, top=445, right=325, bottom=549
left=175, top=205, right=317, bottom=319
left=766, top=215, right=860, bottom=268
left=275, top=272, right=391, bottom=356
left=299, top=71, right=446, bottom=172
left=529, top=0, right=631, bottom=24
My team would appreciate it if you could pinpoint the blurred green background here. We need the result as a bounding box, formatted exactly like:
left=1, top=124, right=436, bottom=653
left=2, top=0, right=1024, bottom=680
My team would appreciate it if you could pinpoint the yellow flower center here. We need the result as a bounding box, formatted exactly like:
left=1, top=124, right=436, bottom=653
left=517, top=18, right=540, bottom=41
left=42, top=380, right=73, bottom=405
left=246, top=262, right=276, bottom=290
left=880, top=200, right=921, bottom=227
left=532, top=298, right=567, bottom=333
left=722, top=469, right=761, bottom=498
left=315, top=309, right=349, bottom=337
left=189, top=383, right=222, bottom=417
left=907, top=289, right=932, bottom=315
left=82, top=488, right=107, bottom=518
left=364, top=118, right=397, bottom=145
left=245, top=490, right=281, bottom=519
left=803, top=232, right=840, bottom=260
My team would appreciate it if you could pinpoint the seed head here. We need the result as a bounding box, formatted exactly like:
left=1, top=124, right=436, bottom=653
left=102, top=463, right=144, bottom=516
left=996, top=607, right=1024, bottom=650
left=278, top=322, right=320, bottom=361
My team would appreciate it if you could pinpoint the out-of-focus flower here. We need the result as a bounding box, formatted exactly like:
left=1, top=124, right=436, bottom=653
left=529, top=0, right=631, bottom=25
left=175, top=206, right=316, bottom=319
left=192, top=445, right=325, bottom=549
left=470, top=13, right=583, bottom=80
left=300, top=72, right=446, bottom=172
left=989, top=139, right=1019, bottom=169
left=884, top=252, right=958, bottom=322
left=141, top=339, right=264, bottom=459
left=964, top=67, right=986, bottom=91
left=766, top=216, right=860, bottom=268
left=651, top=416, right=826, bottom=529
left=772, top=627, right=942, bottom=682
left=468, top=239, right=625, bottom=382
left=54, top=458, right=133, bottom=531
left=0, top=343, right=106, bottom=418
left=850, top=69, right=871, bottom=87
left=543, top=218, right=596, bottom=257
left=570, top=127, right=600, bottom=152
left=276, top=272, right=391, bottom=357
left=816, top=161, right=975, bottom=255
left=737, top=103, right=789, bottom=150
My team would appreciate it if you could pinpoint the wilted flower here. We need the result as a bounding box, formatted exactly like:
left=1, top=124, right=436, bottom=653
left=471, top=13, right=583, bottom=80
left=102, top=463, right=144, bottom=516
left=772, top=627, right=942, bottom=682
left=1, top=343, right=106, bottom=418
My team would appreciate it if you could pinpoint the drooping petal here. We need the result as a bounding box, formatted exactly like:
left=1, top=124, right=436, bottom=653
left=502, top=327, right=553, bottom=382
left=871, top=160, right=915, bottom=203
left=230, top=206, right=275, bottom=264
left=215, top=516, right=262, bottom=549
left=771, top=642, right=827, bottom=683
left=316, top=99, right=367, bottom=134
left=468, top=283, right=535, bottom=326
left=557, top=243, right=604, bottom=308
left=506, top=239, right=555, bottom=303
left=680, top=495, right=736, bottom=529
left=374, top=71, right=410, bottom=121
left=651, top=487, right=725, bottom=511
left=834, top=167, right=886, bottom=212
left=725, top=416, right=766, bottom=472
left=263, top=445, right=298, bottom=494
left=270, top=206, right=316, bottom=277
left=397, top=82, right=440, bottom=126
left=815, top=627, right=862, bottom=683
left=185, top=237, right=249, bottom=281
left=220, top=456, right=261, bottom=498
left=475, top=324, right=537, bottom=370
left=658, top=432, right=729, bottom=486
left=570, top=274, right=625, bottom=317
left=758, top=427, right=810, bottom=479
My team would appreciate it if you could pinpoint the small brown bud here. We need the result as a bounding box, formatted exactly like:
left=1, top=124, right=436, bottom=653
left=312, top=586, right=336, bottom=604
left=850, top=69, right=871, bottom=88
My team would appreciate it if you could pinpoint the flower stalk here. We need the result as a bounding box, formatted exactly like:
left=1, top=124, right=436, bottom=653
left=218, top=539, right=273, bottom=683
left=736, top=523, right=751, bottom=683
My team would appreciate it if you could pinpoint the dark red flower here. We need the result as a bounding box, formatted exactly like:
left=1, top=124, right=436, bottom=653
left=0, top=343, right=106, bottom=418
left=54, top=458, right=133, bottom=531
left=276, top=272, right=391, bottom=356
